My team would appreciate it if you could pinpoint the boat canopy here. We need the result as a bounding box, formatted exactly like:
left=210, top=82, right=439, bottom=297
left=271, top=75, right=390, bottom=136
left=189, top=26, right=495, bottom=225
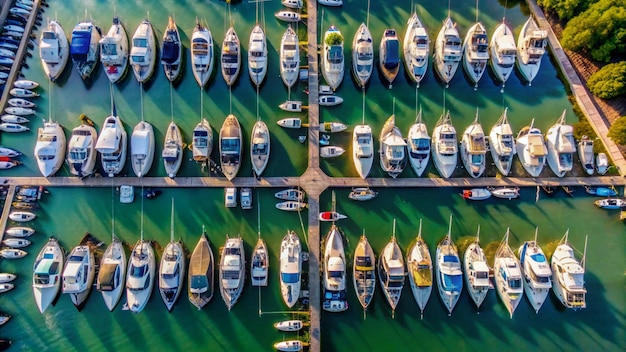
left=96, top=125, right=121, bottom=153
left=162, top=40, right=179, bottom=64
left=328, top=45, right=343, bottom=64
left=355, top=255, right=373, bottom=271
left=281, top=272, right=299, bottom=284
left=413, top=260, right=432, bottom=287
left=383, top=39, right=399, bottom=68
left=131, top=130, right=151, bottom=155
left=97, top=263, right=119, bottom=291
left=442, top=271, right=462, bottom=292
left=35, top=258, right=58, bottom=275
left=190, top=275, right=208, bottom=293
left=41, top=32, right=60, bottom=63
left=70, top=30, right=91, bottom=60
left=162, top=145, right=178, bottom=161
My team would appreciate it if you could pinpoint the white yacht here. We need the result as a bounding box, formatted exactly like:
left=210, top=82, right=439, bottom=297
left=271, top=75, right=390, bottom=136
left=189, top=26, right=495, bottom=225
left=251, top=238, right=269, bottom=287
left=39, top=20, right=69, bottom=82
left=221, top=26, right=241, bottom=86
left=403, top=12, right=429, bottom=86
left=407, top=109, right=430, bottom=177
left=352, top=124, right=374, bottom=179
left=490, top=19, right=516, bottom=86
left=379, top=28, right=400, bottom=88
left=463, top=226, right=490, bottom=310
left=159, top=240, right=185, bottom=312
left=551, top=230, right=587, bottom=310
left=435, top=216, right=463, bottom=315
left=489, top=108, right=516, bottom=176
left=95, top=114, right=127, bottom=177
left=353, top=233, right=375, bottom=311
left=578, top=135, right=595, bottom=175
left=97, top=236, right=126, bottom=311
left=378, top=223, right=405, bottom=317
left=516, top=16, right=548, bottom=85
left=191, top=21, right=214, bottom=87
left=67, top=118, right=97, bottom=178
left=351, top=23, right=374, bottom=88
left=70, top=20, right=101, bottom=80
left=494, top=228, right=524, bottom=318
left=99, top=17, right=129, bottom=84
left=518, top=228, right=552, bottom=313
left=250, top=120, right=270, bottom=177
left=192, top=119, right=212, bottom=164
left=406, top=220, right=433, bottom=317
left=130, top=19, right=156, bottom=83
left=34, top=120, right=67, bottom=177
left=460, top=113, right=487, bottom=178
left=379, top=114, right=407, bottom=178
left=280, top=230, right=301, bottom=308
left=188, top=230, right=214, bottom=310
left=32, top=237, right=64, bottom=313
left=219, top=114, right=242, bottom=180
left=130, top=121, right=155, bottom=178
left=431, top=111, right=458, bottom=178
left=546, top=110, right=575, bottom=177
left=126, top=239, right=155, bottom=313
left=322, top=25, right=344, bottom=90
left=62, top=245, right=95, bottom=309
left=248, top=24, right=268, bottom=87
left=162, top=121, right=183, bottom=178
left=161, top=16, right=183, bottom=82
left=516, top=118, right=547, bottom=177
left=323, top=225, right=348, bottom=312
left=462, top=21, right=489, bottom=88
left=433, top=16, right=462, bottom=86
left=280, top=25, right=300, bottom=89
left=219, top=235, right=245, bottom=310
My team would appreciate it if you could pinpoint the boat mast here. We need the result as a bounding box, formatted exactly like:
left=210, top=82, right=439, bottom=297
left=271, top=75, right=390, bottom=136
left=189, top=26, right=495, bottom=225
left=475, top=0, right=479, bottom=23
left=170, top=198, right=175, bottom=243
left=141, top=185, right=144, bottom=243
left=447, top=214, right=453, bottom=241
left=418, top=218, right=422, bottom=239
left=533, top=226, right=538, bottom=244
left=581, top=235, right=588, bottom=270
left=476, top=224, right=480, bottom=243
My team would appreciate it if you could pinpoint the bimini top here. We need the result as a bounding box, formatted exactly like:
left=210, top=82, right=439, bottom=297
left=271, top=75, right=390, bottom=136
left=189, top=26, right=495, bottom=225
left=161, top=41, right=179, bottom=64
left=70, top=29, right=91, bottom=58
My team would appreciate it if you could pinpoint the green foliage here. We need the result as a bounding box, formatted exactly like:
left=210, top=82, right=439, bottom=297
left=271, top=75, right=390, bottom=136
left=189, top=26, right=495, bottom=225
left=608, top=116, right=626, bottom=145
left=325, top=32, right=343, bottom=46
left=588, top=61, right=626, bottom=99
left=561, top=0, right=626, bottom=62
left=537, top=0, right=594, bottom=22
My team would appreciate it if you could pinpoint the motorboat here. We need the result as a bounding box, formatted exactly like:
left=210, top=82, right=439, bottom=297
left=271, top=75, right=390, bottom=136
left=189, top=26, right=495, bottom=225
left=377, top=28, right=400, bottom=88
left=70, top=20, right=101, bottom=80
left=251, top=238, right=269, bottom=287
left=352, top=124, right=373, bottom=179
left=407, top=220, right=432, bottom=317
left=126, top=239, right=155, bottom=313
left=0, top=122, right=29, bottom=132
left=431, top=111, right=458, bottom=178
left=403, top=12, right=429, bottom=86
left=191, top=21, right=214, bottom=87
left=158, top=200, right=185, bottom=311
left=594, top=198, right=626, bottom=209
left=66, top=120, right=97, bottom=177
left=188, top=230, right=214, bottom=310
left=99, top=17, right=129, bottom=84
left=518, top=228, right=552, bottom=313
left=39, top=20, right=69, bottom=81
left=280, top=230, right=302, bottom=308
left=320, top=146, right=345, bottom=158
left=130, top=121, right=155, bottom=177
left=0, top=314, right=10, bottom=326
left=5, top=226, right=34, bottom=237
left=1, top=115, right=28, bottom=124
left=460, top=188, right=492, bottom=200
left=279, top=25, right=300, bottom=88
left=224, top=187, right=237, bottom=208
left=278, top=117, right=302, bottom=129
left=0, top=146, right=21, bottom=157
left=489, top=108, right=516, bottom=176
left=219, top=235, right=245, bottom=310
left=489, top=187, right=520, bottom=200
left=250, top=120, right=270, bottom=177
left=378, top=222, right=405, bottom=317
left=279, top=100, right=302, bottom=112
left=596, top=153, right=609, bottom=175
left=275, top=189, right=305, bottom=202
left=5, top=106, right=35, bottom=116
left=8, top=98, right=35, bottom=108
left=546, top=110, right=575, bottom=177
left=494, top=228, right=524, bottom=318
left=318, top=0, right=343, bottom=5
left=32, top=237, right=64, bottom=313
left=320, top=121, right=347, bottom=133
left=219, top=114, right=242, bottom=180
left=322, top=25, right=344, bottom=90
left=274, top=340, right=303, bottom=352
left=276, top=201, right=307, bottom=212
left=318, top=95, right=343, bottom=106
left=192, top=119, right=212, bottom=164
left=2, top=238, right=31, bottom=248
left=516, top=118, right=547, bottom=177
left=161, top=16, right=182, bottom=82
left=433, top=16, right=462, bottom=86
left=578, top=135, right=595, bottom=175
left=379, top=114, right=407, bottom=178
left=348, top=187, right=377, bottom=201
left=34, top=120, right=67, bottom=177
left=323, top=225, right=348, bottom=312
left=406, top=109, right=430, bottom=177
left=240, top=187, right=252, bottom=210
left=248, top=24, right=267, bottom=87
left=463, top=226, right=490, bottom=310
left=353, top=233, right=375, bottom=310
left=0, top=159, right=21, bottom=169
left=584, top=186, right=617, bottom=197
left=281, top=0, right=303, bottom=9
left=462, top=21, right=489, bottom=88
left=97, top=236, right=126, bottom=311
left=319, top=211, right=347, bottom=222
left=435, top=216, right=463, bottom=315
left=0, top=248, right=26, bottom=258
left=490, top=19, right=516, bottom=85
left=274, top=320, right=303, bottom=332
left=9, top=210, right=36, bottom=222
left=162, top=121, right=183, bottom=178
left=95, top=114, right=127, bottom=177
left=221, top=26, right=241, bottom=86
left=9, top=88, right=38, bottom=98
left=120, top=185, right=134, bottom=203
left=352, top=23, right=374, bottom=88
left=551, top=230, right=587, bottom=310
left=62, top=245, right=95, bottom=308
left=274, top=10, right=301, bottom=22
left=0, top=273, right=16, bottom=283
left=130, top=19, right=156, bottom=83
left=516, top=16, right=548, bottom=85
left=460, top=113, right=487, bottom=178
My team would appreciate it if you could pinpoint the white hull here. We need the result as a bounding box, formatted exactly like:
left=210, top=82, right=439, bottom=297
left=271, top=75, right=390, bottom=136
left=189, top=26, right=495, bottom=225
left=34, top=121, right=67, bottom=177
left=462, top=22, right=489, bottom=87
left=407, top=113, right=430, bottom=177
left=519, top=241, right=551, bottom=313
left=219, top=236, right=245, bottom=310
left=578, top=136, right=595, bottom=175
left=516, top=121, right=547, bottom=177
left=67, top=122, right=97, bottom=177
left=248, top=25, right=267, bottom=87
left=431, top=112, right=458, bottom=178
left=545, top=111, right=574, bottom=178
left=488, top=109, right=516, bottom=176
left=322, top=26, right=344, bottom=90
left=251, top=238, right=269, bottom=287
left=280, top=25, right=300, bottom=88
left=39, top=20, right=69, bottom=81
left=191, top=22, right=214, bottom=87
left=379, top=29, right=400, bottom=87
left=100, top=18, right=129, bottom=84
left=126, top=240, right=155, bottom=313
left=379, top=115, right=407, bottom=178
left=516, top=17, right=547, bottom=84
left=460, top=117, right=487, bottom=178
left=251, top=120, right=270, bottom=177
left=130, top=20, right=156, bottom=83
left=352, top=23, right=374, bottom=88
left=435, top=235, right=462, bottom=314
left=219, top=114, right=242, bottom=181
left=403, top=13, right=429, bottom=85
left=96, top=115, right=127, bottom=177
left=192, top=119, right=212, bottom=163
left=551, top=235, right=586, bottom=310
left=161, top=16, right=183, bottom=82
left=353, top=235, right=375, bottom=309
left=463, top=242, right=490, bottom=309
left=33, top=238, right=65, bottom=313
left=434, top=17, right=462, bottom=85
left=63, top=245, right=95, bottom=309
left=131, top=121, right=155, bottom=178
left=494, top=232, right=524, bottom=318
left=162, top=121, right=183, bottom=178
left=322, top=226, right=348, bottom=312
left=378, top=235, right=405, bottom=314
left=159, top=241, right=186, bottom=311
left=97, top=237, right=126, bottom=311
left=407, top=235, right=432, bottom=314
left=490, top=21, right=516, bottom=84
left=280, top=231, right=301, bottom=308
left=221, top=26, right=241, bottom=86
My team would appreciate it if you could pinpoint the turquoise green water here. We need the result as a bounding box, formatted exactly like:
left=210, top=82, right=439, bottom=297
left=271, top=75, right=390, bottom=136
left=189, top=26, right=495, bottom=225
left=0, top=0, right=624, bottom=351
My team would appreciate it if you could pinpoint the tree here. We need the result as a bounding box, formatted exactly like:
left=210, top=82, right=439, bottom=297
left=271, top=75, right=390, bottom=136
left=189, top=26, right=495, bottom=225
left=537, top=0, right=594, bottom=22
left=325, top=32, right=343, bottom=46
left=608, top=116, right=626, bottom=145
left=588, top=61, right=626, bottom=99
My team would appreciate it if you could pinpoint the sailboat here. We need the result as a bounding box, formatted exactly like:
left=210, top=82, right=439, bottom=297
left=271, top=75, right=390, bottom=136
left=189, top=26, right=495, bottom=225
left=352, top=23, right=374, bottom=88
left=99, top=17, right=129, bottom=84
left=162, top=121, right=183, bottom=178
left=463, top=12, right=489, bottom=88
left=493, top=228, right=524, bottom=318
left=159, top=199, right=186, bottom=311
left=353, top=231, right=375, bottom=312
left=280, top=25, right=300, bottom=89
left=188, top=228, right=214, bottom=310
left=518, top=227, right=552, bottom=313
left=191, top=20, right=214, bottom=88
left=219, top=114, right=242, bottom=180
left=489, top=18, right=516, bottom=86
left=280, top=230, right=302, bottom=308
left=545, top=110, right=575, bottom=177
left=551, top=230, right=587, bottom=310
left=406, top=219, right=433, bottom=318
left=221, top=26, right=241, bottom=86
left=463, top=225, right=490, bottom=310
left=431, top=111, right=458, bottom=178
left=219, top=235, right=245, bottom=310
left=403, top=12, right=430, bottom=86
left=434, top=12, right=462, bottom=86
left=250, top=120, right=270, bottom=177
left=161, top=16, right=183, bottom=82
left=407, top=109, right=430, bottom=177
left=435, top=215, right=463, bottom=315
left=97, top=235, right=126, bottom=312
left=516, top=118, right=547, bottom=177
left=378, top=219, right=405, bottom=317
left=251, top=234, right=269, bottom=287
left=130, top=120, right=155, bottom=178
left=379, top=114, right=407, bottom=178
left=488, top=108, right=516, bottom=176
left=460, top=112, right=487, bottom=178
left=516, top=16, right=548, bottom=85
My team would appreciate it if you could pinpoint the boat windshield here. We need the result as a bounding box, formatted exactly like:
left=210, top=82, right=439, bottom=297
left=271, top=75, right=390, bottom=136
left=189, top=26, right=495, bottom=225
left=281, top=272, right=300, bottom=284
left=530, top=253, right=546, bottom=263
left=133, top=38, right=148, bottom=48
left=328, top=46, right=343, bottom=64
left=130, top=264, right=147, bottom=277
left=442, top=273, right=462, bottom=292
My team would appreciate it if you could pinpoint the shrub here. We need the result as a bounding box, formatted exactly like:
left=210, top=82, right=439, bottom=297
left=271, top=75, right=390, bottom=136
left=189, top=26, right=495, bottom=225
left=587, top=61, right=626, bottom=99
left=325, top=32, right=343, bottom=46
left=608, top=116, right=626, bottom=145
left=537, top=0, right=595, bottom=22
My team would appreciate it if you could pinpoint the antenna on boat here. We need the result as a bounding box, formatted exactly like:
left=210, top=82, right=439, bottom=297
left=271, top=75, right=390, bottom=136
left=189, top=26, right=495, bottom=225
left=170, top=197, right=175, bottom=243
left=581, top=235, right=588, bottom=270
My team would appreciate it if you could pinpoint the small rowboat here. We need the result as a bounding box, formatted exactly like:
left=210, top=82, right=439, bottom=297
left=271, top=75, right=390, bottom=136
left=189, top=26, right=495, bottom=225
left=9, top=211, right=36, bottom=222
left=318, top=95, right=343, bottom=106
left=13, top=79, right=39, bottom=90
left=319, top=211, right=347, bottom=222
left=460, top=188, right=492, bottom=200
left=348, top=187, right=378, bottom=201
left=0, top=248, right=27, bottom=259
left=4, top=107, right=35, bottom=116
left=584, top=186, right=617, bottom=197
left=596, top=153, right=609, bottom=175
left=5, top=226, right=35, bottom=237
left=281, top=0, right=303, bottom=9
left=8, top=98, right=35, bottom=108
left=0, top=160, right=21, bottom=169
left=319, top=121, right=347, bottom=133
left=594, top=198, right=626, bottom=210
left=0, top=314, right=10, bottom=326
left=274, top=10, right=302, bottom=23
left=273, top=319, right=304, bottom=332
left=0, top=283, right=14, bottom=293
left=276, top=201, right=307, bottom=212
left=0, top=273, right=16, bottom=283
left=9, top=88, right=39, bottom=98
left=273, top=340, right=304, bottom=352
left=0, top=122, right=29, bottom=132
left=277, top=117, right=302, bottom=129
left=320, top=145, right=345, bottom=158
left=0, top=146, right=21, bottom=157
left=275, top=188, right=306, bottom=201
left=489, top=187, right=520, bottom=200
left=279, top=100, right=303, bottom=112
left=0, top=114, right=28, bottom=124
left=2, top=238, right=31, bottom=248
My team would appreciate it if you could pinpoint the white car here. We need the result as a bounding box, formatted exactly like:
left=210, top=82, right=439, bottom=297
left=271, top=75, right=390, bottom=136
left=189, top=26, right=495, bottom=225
left=225, top=187, right=237, bottom=208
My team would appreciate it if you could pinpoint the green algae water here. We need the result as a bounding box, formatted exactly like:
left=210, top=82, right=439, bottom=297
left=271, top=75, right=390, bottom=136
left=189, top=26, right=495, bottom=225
left=0, top=0, right=624, bottom=351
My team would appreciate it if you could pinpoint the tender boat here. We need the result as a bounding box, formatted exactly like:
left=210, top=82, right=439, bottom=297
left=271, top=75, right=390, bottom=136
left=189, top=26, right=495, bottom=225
left=279, top=100, right=302, bottom=112
left=322, top=25, right=344, bottom=90
left=463, top=226, right=490, bottom=310
left=516, top=16, right=548, bottom=85
left=584, top=186, right=617, bottom=197
left=594, top=198, right=626, bottom=209
left=130, top=121, right=155, bottom=177
left=319, top=211, right=347, bottom=222
left=9, top=211, right=36, bottom=222
left=352, top=123, right=373, bottom=179
left=318, top=0, right=343, bottom=5
left=462, top=21, right=489, bottom=88
left=407, top=109, right=430, bottom=177
left=494, top=228, right=524, bottom=318
left=0, top=159, right=21, bottom=169
left=32, top=237, right=64, bottom=313
left=378, top=222, right=405, bottom=317
left=0, top=314, right=9, bottom=326
left=161, top=16, right=182, bottom=82
left=322, top=225, right=348, bottom=312
left=0, top=283, right=14, bottom=293
left=403, top=12, right=429, bottom=86
left=5, top=106, right=35, bottom=116
left=596, top=153, right=609, bottom=175
left=130, top=19, right=156, bottom=83
left=280, top=25, right=300, bottom=88
left=95, top=114, right=127, bottom=177
left=250, top=120, right=270, bottom=177
left=435, top=216, right=463, bottom=315
left=352, top=23, right=374, bottom=88
left=460, top=188, right=492, bottom=200
left=0, top=248, right=26, bottom=258
left=320, top=145, right=345, bottom=158
left=33, top=120, right=67, bottom=177
left=8, top=98, right=36, bottom=108
left=490, top=19, right=516, bottom=86
left=191, top=21, right=214, bottom=87
left=460, top=113, right=487, bottom=178
left=319, top=122, right=347, bottom=133
left=489, top=187, right=520, bottom=199
left=431, top=111, right=458, bottom=178
left=489, top=108, right=516, bottom=176
left=348, top=187, right=377, bottom=201
left=546, top=110, right=575, bottom=177
left=277, top=118, right=302, bottom=129
left=248, top=24, right=268, bottom=87
left=219, top=114, right=242, bottom=181
left=518, top=227, right=552, bottom=313
left=126, top=239, right=155, bottom=313
left=578, top=135, right=595, bottom=175
left=0, top=122, right=29, bottom=132
left=0, top=146, right=22, bottom=158
left=433, top=15, right=462, bottom=86
left=70, top=20, right=101, bottom=80
left=219, top=235, right=245, bottom=310
left=5, top=226, right=34, bottom=237
left=99, top=17, right=129, bottom=84
left=39, top=20, right=69, bottom=81
left=62, top=245, right=95, bottom=308
left=274, top=340, right=303, bottom=352
left=9, top=88, right=39, bottom=98
left=192, top=119, right=212, bottom=164
left=97, top=236, right=126, bottom=311
left=276, top=201, right=307, bottom=212
left=353, top=232, right=375, bottom=311
left=162, top=121, right=183, bottom=178
left=379, top=114, right=407, bottom=178
left=0, top=273, right=16, bottom=283
left=318, top=95, right=343, bottom=106
left=2, top=238, right=31, bottom=248
left=407, top=220, right=433, bottom=317
left=516, top=118, right=547, bottom=177
left=378, top=28, right=400, bottom=88
left=274, top=320, right=303, bottom=332
left=281, top=0, right=303, bottom=9
left=274, top=10, right=301, bottom=22
left=275, top=189, right=305, bottom=202
left=551, top=230, right=587, bottom=310
left=66, top=120, right=98, bottom=177
left=217, top=29, right=242, bottom=87
left=188, top=230, right=214, bottom=310
left=280, top=230, right=302, bottom=308
left=251, top=238, right=269, bottom=287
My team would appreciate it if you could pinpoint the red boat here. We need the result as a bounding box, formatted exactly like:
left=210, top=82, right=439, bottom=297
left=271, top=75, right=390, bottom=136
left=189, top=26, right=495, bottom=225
left=319, top=211, right=347, bottom=222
